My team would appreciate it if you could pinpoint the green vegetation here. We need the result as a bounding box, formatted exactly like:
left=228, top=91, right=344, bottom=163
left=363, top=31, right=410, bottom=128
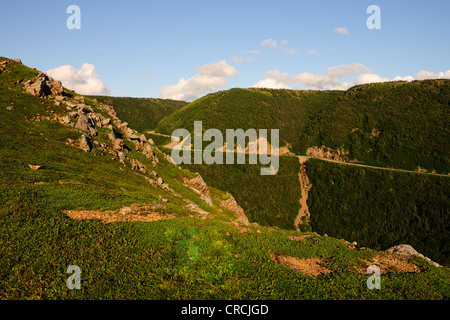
left=1, top=57, right=449, bottom=299
left=182, top=155, right=301, bottom=230
left=91, top=95, right=187, bottom=133
left=306, top=159, right=450, bottom=266
left=156, top=83, right=450, bottom=174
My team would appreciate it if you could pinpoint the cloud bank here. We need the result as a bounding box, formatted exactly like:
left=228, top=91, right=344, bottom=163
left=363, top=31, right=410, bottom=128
left=159, top=60, right=238, bottom=101
left=253, top=64, right=450, bottom=90
left=46, top=63, right=110, bottom=95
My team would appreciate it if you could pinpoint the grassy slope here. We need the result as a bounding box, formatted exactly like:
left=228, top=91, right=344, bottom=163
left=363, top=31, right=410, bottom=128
left=0, top=57, right=449, bottom=299
left=90, top=95, right=187, bottom=133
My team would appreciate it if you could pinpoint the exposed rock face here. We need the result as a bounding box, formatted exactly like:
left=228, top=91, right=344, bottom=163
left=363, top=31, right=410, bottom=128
left=78, top=134, right=92, bottom=152
left=23, top=72, right=64, bottom=97
left=306, top=145, right=360, bottom=163
left=108, top=127, right=122, bottom=141
left=183, top=174, right=213, bottom=206
left=385, top=244, right=441, bottom=267
left=0, top=58, right=22, bottom=74
left=60, top=115, right=74, bottom=127
left=75, top=114, right=97, bottom=136
left=219, top=193, right=249, bottom=225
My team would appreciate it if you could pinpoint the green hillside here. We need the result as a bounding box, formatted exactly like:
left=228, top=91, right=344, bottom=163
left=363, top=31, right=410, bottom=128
left=91, top=95, right=187, bottom=133
left=306, top=159, right=450, bottom=266
left=156, top=83, right=450, bottom=174
left=1, top=57, right=449, bottom=300
left=154, top=82, right=450, bottom=266
left=183, top=156, right=302, bottom=230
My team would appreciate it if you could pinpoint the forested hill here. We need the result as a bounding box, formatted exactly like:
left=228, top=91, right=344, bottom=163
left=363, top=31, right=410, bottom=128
left=156, top=80, right=450, bottom=174
left=91, top=95, right=187, bottom=133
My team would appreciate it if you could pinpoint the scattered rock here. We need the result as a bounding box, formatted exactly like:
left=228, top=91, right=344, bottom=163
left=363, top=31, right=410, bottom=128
left=219, top=193, right=249, bottom=225
left=59, top=115, right=74, bottom=127
left=75, top=114, right=97, bottom=136
left=183, top=174, right=213, bottom=206
left=28, top=164, right=41, bottom=170
left=23, top=72, right=64, bottom=97
left=73, top=96, right=85, bottom=103
left=78, top=134, right=92, bottom=152
left=385, top=244, right=441, bottom=267
left=54, top=95, right=66, bottom=102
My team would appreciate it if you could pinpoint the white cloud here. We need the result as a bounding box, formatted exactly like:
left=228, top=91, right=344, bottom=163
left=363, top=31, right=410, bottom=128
left=283, top=48, right=298, bottom=56
left=416, top=70, right=450, bottom=80
left=46, top=63, right=110, bottom=95
left=252, top=78, right=292, bottom=89
left=253, top=64, right=450, bottom=91
left=246, top=50, right=260, bottom=55
left=232, top=56, right=245, bottom=64
left=355, top=73, right=390, bottom=85
left=140, top=72, right=152, bottom=78
left=260, top=38, right=279, bottom=48
left=254, top=63, right=369, bottom=90
left=307, top=49, right=319, bottom=55
left=159, top=60, right=238, bottom=101
left=334, top=27, right=350, bottom=35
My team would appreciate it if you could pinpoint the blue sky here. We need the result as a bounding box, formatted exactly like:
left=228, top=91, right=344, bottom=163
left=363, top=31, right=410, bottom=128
left=1, top=0, right=449, bottom=100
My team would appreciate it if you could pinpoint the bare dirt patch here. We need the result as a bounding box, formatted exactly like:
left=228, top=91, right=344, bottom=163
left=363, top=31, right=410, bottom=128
left=361, top=254, right=421, bottom=274
left=294, top=157, right=312, bottom=231
left=288, top=233, right=316, bottom=241
left=274, top=255, right=332, bottom=277
left=62, top=203, right=172, bottom=223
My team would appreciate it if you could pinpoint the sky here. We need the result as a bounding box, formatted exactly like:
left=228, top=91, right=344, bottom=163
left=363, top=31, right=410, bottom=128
left=1, top=0, right=449, bottom=100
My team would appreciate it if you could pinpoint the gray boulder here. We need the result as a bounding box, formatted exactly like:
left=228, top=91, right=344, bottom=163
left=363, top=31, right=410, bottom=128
left=78, top=134, right=91, bottom=152
left=75, top=114, right=97, bottom=136
left=386, top=244, right=441, bottom=267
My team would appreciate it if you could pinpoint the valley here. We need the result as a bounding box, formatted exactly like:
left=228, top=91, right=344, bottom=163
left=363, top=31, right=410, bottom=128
left=0, top=56, right=449, bottom=300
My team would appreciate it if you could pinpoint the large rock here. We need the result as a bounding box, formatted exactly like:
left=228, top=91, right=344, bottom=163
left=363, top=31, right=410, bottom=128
left=385, top=244, right=441, bottom=267
left=219, top=193, right=249, bottom=225
left=60, top=115, right=74, bottom=127
left=183, top=174, right=213, bottom=206
left=23, top=72, right=64, bottom=97
left=108, top=127, right=122, bottom=141
left=75, top=114, right=97, bottom=136
left=78, top=134, right=91, bottom=152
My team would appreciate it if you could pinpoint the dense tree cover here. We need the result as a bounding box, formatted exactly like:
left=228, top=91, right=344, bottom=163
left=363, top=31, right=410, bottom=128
left=183, top=155, right=301, bottom=230
left=156, top=80, right=450, bottom=173
left=306, top=159, right=450, bottom=266
left=91, top=96, right=187, bottom=132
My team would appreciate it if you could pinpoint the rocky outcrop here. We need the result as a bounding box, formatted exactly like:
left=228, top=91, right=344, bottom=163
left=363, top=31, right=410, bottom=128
left=219, top=193, right=250, bottom=225
left=23, top=72, right=64, bottom=97
left=183, top=174, right=213, bottom=206
left=306, top=145, right=359, bottom=163
left=75, top=114, right=97, bottom=137
left=0, top=58, right=22, bottom=74
left=78, top=134, right=92, bottom=152
left=385, top=244, right=441, bottom=268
